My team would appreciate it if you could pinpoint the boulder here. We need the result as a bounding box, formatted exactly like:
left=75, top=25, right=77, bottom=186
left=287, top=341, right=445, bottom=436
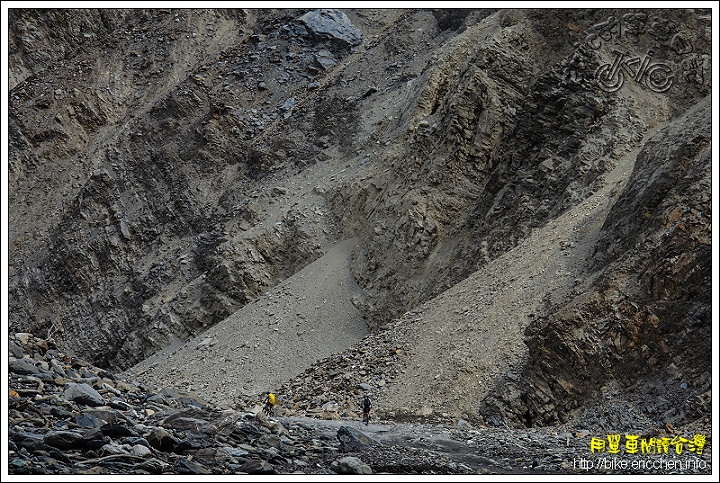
left=75, top=413, right=103, bottom=428
left=9, top=341, right=24, bottom=359
left=160, top=416, right=213, bottom=432
left=133, top=458, right=165, bottom=474
left=80, top=428, right=109, bottom=450
left=336, top=425, right=379, bottom=452
left=43, top=430, right=84, bottom=450
left=147, top=427, right=178, bottom=452
left=81, top=408, right=121, bottom=425
left=238, top=459, right=275, bottom=474
left=18, top=432, right=45, bottom=452
left=330, top=456, right=373, bottom=474
left=100, top=422, right=140, bottom=438
left=9, top=358, right=40, bottom=375
left=63, top=382, right=105, bottom=406
left=173, top=457, right=213, bottom=475
left=14, top=333, right=33, bottom=345
left=298, top=9, right=362, bottom=46
left=99, top=442, right=130, bottom=456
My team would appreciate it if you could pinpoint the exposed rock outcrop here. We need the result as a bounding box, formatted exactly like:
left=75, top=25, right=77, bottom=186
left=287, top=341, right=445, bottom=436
left=7, top=7, right=713, bottom=456
left=480, top=95, right=712, bottom=428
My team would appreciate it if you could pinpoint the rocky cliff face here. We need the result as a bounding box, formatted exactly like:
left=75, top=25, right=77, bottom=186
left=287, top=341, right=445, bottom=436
left=7, top=7, right=713, bottom=430
left=480, top=96, right=712, bottom=428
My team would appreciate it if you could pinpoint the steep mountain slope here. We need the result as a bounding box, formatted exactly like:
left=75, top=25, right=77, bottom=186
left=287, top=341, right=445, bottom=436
left=126, top=237, right=368, bottom=406
left=233, top=97, right=711, bottom=428
left=7, top=7, right=713, bottom=431
left=481, top=96, right=712, bottom=427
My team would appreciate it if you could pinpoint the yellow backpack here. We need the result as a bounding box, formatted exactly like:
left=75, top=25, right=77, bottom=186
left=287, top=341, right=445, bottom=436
left=268, top=393, right=276, bottom=405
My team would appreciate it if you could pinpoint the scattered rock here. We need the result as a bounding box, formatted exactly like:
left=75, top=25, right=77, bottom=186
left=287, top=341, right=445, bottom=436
left=63, top=382, right=106, bottom=407
left=9, top=358, right=40, bottom=375
left=331, top=456, right=372, bottom=474
left=147, top=427, right=178, bottom=452
left=43, top=431, right=85, bottom=450
left=336, top=425, right=378, bottom=452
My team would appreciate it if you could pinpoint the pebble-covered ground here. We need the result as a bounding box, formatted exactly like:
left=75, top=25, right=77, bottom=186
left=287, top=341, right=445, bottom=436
left=7, top=333, right=712, bottom=476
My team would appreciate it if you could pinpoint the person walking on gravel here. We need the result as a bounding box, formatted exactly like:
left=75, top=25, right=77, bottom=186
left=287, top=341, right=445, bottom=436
left=263, top=392, right=276, bottom=416
left=361, top=394, right=372, bottom=425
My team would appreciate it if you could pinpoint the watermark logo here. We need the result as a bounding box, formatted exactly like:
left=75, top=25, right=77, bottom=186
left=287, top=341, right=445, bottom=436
left=589, top=433, right=707, bottom=455
left=595, top=49, right=673, bottom=93
left=571, top=433, right=710, bottom=473
left=573, top=455, right=708, bottom=472
left=582, top=12, right=708, bottom=93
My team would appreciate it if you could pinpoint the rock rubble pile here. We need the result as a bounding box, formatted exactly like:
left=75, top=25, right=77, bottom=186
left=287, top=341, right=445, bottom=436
left=7, top=332, right=712, bottom=475
left=8, top=332, right=376, bottom=475
left=235, top=316, right=413, bottom=422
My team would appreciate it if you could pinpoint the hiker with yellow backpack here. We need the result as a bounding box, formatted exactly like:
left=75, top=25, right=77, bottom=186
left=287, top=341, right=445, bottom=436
left=263, top=392, right=276, bottom=416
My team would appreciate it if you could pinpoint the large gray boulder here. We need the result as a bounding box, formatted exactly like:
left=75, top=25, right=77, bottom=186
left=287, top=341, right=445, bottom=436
left=330, top=456, right=373, bottom=475
left=298, top=9, right=362, bottom=46
left=8, top=358, right=40, bottom=375
left=336, top=425, right=379, bottom=452
left=63, top=382, right=105, bottom=406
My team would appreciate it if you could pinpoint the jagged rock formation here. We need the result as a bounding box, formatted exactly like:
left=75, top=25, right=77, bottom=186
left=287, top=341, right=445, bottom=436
left=7, top=6, right=713, bottom=440
left=480, top=96, right=712, bottom=427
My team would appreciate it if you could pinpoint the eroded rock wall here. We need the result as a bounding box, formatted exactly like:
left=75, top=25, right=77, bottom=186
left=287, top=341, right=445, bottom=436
left=8, top=7, right=713, bottom=427
left=480, top=96, right=712, bottom=427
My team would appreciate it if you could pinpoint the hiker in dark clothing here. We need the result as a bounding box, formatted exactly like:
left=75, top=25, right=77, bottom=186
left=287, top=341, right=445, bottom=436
left=362, top=395, right=372, bottom=425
